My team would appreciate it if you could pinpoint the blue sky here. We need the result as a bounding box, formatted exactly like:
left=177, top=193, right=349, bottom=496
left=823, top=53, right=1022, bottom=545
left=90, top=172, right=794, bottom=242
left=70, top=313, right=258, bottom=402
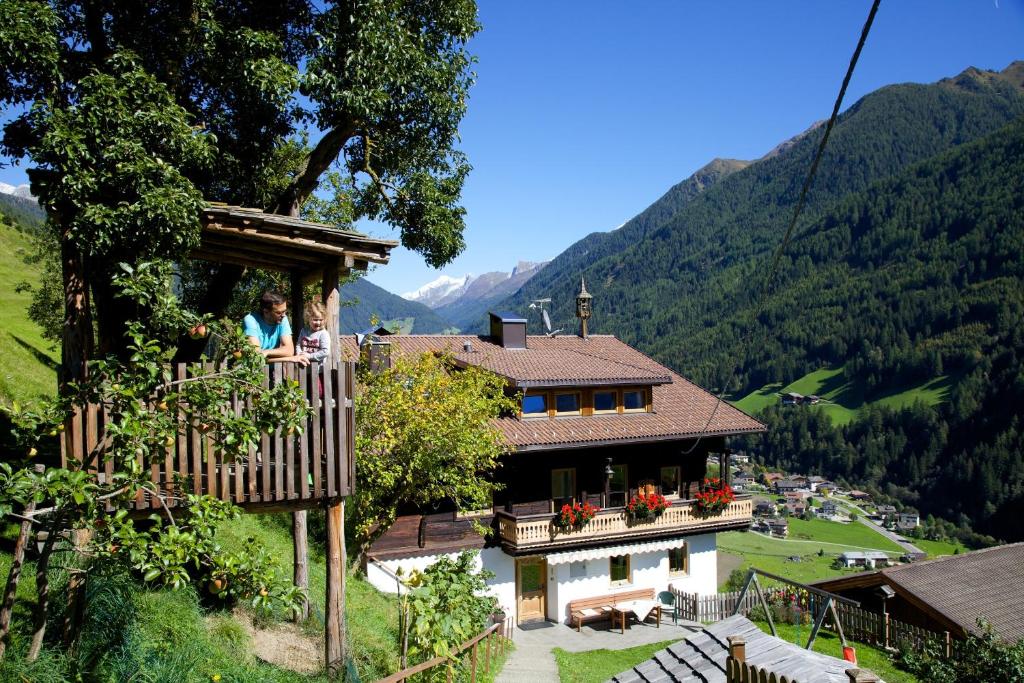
left=2, top=1, right=1022, bottom=297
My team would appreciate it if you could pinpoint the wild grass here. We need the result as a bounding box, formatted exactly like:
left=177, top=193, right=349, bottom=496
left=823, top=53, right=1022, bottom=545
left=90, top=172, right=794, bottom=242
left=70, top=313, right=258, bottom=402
left=0, top=220, right=58, bottom=404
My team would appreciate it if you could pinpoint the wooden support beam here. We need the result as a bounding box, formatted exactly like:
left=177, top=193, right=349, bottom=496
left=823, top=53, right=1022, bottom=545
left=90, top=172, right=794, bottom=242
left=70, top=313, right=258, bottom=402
left=290, top=270, right=311, bottom=622
left=325, top=500, right=346, bottom=677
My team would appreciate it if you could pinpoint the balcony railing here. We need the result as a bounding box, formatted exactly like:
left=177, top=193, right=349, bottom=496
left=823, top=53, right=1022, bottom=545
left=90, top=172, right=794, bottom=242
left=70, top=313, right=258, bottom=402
left=495, top=495, right=753, bottom=552
left=60, top=362, right=355, bottom=513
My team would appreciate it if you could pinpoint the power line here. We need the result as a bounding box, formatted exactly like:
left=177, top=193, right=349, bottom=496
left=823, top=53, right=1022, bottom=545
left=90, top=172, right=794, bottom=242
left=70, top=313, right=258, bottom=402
left=684, top=0, right=882, bottom=455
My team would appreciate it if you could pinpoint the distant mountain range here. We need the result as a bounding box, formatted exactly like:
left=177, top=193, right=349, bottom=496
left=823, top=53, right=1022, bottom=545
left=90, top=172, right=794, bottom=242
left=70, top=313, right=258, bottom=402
left=338, top=277, right=455, bottom=334
left=0, top=182, right=34, bottom=200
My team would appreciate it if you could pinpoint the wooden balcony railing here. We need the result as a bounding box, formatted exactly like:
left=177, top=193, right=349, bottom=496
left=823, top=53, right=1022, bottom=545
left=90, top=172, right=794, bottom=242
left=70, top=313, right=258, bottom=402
left=60, top=362, right=355, bottom=512
left=495, top=496, right=753, bottom=552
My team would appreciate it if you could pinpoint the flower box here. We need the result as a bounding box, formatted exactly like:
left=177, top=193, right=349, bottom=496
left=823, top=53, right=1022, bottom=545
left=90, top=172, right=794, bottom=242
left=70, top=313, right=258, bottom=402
left=556, top=501, right=600, bottom=531
left=694, top=477, right=735, bottom=515
left=626, top=492, right=669, bottom=521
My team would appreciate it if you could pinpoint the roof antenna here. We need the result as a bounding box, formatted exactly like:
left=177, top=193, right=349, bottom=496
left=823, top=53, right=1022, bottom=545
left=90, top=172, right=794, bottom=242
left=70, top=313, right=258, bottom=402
left=529, top=298, right=562, bottom=336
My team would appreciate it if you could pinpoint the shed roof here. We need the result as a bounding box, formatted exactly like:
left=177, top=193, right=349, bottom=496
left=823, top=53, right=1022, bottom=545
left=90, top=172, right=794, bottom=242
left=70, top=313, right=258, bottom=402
left=194, top=204, right=398, bottom=276
left=815, top=543, right=1024, bottom=640
left=610, top=614, right=861, bottom=683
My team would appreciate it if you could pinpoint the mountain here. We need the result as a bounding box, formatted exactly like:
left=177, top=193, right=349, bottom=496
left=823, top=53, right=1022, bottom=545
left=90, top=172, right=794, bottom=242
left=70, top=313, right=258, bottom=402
left=0, top=182, right=34, bottom=200
left=465, top=155, right=751, bottom=334
left=0, top=189, right=44, bottom=232
left=339, top=277, right=455, bottom=334
left=478, top=62, right=1024, bottom=540
left=490, top=62, right=1024, bottom=374
left=401, top=274, right=471, bottom=308
left=435, top=260, right=548, bottom=331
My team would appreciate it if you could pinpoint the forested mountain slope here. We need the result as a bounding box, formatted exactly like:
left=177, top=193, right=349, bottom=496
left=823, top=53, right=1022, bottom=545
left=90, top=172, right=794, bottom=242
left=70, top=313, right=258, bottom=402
left=739, top=116, right=1024, bottom=542
left=494, top=63, right=1024, bottom=384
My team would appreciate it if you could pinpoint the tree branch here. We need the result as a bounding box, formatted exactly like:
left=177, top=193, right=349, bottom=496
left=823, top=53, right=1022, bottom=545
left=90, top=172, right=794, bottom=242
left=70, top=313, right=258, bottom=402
left=274, top=124, right=357, bottom=216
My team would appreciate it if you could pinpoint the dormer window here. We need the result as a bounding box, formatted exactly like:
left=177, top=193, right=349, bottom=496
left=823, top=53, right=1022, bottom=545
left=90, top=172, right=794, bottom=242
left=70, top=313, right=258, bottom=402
left=623, top=389, right=646, bottom=412
left=522, top=394, right=547, bottom=415
left=555, top=392, right=581, bottom=415
left=593, top=391, right=617, bottom=413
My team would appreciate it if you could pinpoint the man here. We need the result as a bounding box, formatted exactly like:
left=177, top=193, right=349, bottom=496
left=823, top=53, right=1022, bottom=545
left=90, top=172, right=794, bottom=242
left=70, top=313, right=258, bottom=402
left=243, top=290, right=309, bottom=365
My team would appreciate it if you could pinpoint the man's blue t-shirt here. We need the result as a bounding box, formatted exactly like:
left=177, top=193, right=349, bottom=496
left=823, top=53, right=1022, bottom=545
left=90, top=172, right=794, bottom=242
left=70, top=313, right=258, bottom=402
left=243, top=313, right=292, bottom=351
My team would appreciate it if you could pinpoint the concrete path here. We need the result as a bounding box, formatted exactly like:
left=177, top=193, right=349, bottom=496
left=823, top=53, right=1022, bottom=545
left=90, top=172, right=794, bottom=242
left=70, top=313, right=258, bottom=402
left=496, top=615, right=701, bottom=683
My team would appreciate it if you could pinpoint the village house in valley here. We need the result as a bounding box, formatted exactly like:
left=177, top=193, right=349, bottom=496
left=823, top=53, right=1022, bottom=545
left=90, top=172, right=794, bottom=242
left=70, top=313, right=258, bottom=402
left=355, top=284, right=764, bottom=625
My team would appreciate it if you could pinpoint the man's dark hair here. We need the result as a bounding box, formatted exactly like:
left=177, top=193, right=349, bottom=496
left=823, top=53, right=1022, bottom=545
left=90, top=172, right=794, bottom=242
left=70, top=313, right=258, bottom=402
left=259, top=290, right=288, bottom=311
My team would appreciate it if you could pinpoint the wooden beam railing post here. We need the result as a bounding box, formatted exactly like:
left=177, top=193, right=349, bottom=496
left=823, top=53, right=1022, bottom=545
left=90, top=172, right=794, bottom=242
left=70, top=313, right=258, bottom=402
left=0, top=464, right=43, bottom=661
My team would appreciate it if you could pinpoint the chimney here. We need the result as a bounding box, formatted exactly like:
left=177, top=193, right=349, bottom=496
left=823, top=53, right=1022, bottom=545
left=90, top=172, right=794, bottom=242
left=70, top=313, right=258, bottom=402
left=575, top=277, right=593, bottom=338
left=489, top=311, right=527, bottom=349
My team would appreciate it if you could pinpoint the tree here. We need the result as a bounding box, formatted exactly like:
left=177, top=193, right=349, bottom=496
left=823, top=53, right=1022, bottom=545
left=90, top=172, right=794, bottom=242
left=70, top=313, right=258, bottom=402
left=351, top=351, right=515, bottom=564
left=0, top=262, right=309, bottom=663
left=0, top=0, right=480, bottom=353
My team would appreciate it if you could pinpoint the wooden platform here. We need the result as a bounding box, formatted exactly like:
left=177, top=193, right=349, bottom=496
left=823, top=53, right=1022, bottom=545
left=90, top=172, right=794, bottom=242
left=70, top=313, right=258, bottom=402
left=60, top=362, right=355, bottom=513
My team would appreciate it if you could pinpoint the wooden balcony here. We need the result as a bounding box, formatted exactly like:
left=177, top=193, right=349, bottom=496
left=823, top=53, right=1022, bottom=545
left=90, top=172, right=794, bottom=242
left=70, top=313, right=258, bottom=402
left=495, top=495, right=753, bottom=554
left=60, top=362, right=355, bottom=513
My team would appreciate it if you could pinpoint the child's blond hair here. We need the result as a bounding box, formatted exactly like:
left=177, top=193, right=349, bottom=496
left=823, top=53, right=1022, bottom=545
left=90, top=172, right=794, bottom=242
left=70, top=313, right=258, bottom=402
left=304, top=300, right=326, bottom=324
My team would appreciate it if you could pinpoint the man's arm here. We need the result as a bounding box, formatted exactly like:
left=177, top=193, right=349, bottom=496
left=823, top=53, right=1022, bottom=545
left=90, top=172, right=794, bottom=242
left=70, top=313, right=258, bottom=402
left=265, top=334, right=295, bottom=359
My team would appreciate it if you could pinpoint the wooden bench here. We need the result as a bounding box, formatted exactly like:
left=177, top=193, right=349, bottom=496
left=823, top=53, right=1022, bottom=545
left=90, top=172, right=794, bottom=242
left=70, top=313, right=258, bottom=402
left=568, top=587, right=657, bottom=631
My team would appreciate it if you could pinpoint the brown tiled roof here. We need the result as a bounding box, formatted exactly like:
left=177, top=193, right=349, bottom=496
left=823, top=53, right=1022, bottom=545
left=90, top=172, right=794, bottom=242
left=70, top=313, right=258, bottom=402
left=342, top=334, right=764, bottom=450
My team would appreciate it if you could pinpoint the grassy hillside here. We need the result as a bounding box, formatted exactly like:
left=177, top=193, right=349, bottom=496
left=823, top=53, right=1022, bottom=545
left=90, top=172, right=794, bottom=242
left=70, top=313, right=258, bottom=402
left=0, top=220, right=58, bottom=403
left=733, top=366, right=960, bottom=426
left=0, top=513, right=402, bottom=681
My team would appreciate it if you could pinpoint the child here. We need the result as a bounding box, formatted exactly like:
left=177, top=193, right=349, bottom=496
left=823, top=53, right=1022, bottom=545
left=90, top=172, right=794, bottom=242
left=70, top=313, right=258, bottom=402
left=297, top=301, right=331, bottom=365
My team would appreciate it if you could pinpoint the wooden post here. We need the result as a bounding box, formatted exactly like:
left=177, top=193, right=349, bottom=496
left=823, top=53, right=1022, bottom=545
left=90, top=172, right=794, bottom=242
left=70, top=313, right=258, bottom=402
left=0, top=467, right=41, bottom=661
left=728, top=635, right=746, bottom=663
left=293, top=511, right=310, bottom=622
left=845, top=669, right=880, bottom=683
left=290, top=270, right=310, bottom=622
left=325, top=499, right=345, bottom=677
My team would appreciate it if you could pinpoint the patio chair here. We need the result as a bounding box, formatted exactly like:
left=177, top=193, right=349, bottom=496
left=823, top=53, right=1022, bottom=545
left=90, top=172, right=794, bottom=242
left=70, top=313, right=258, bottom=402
left=657, top=590, right=677, bottom=625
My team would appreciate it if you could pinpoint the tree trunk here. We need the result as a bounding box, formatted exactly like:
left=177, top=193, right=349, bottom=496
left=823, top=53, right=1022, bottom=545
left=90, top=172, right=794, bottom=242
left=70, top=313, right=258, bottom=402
left=293, top=511, right=310, bottom=622
left=0, top=491, right=39, bottom=661
left=61, top=238, right=91, bottom=385
left=27, top=524, right=58, bottom=661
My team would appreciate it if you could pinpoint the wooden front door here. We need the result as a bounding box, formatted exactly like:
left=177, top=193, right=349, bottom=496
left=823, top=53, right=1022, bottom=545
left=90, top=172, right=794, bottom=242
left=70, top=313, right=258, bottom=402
left=516, top=557, right=547, bottom=622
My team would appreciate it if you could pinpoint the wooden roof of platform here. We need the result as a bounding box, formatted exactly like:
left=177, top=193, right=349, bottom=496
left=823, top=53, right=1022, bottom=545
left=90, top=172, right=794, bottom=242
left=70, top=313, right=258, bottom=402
left=195, top=203, right=398, bottom=276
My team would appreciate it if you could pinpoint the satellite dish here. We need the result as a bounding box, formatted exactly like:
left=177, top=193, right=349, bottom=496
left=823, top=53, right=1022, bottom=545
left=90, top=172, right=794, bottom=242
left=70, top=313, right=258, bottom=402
left=542, top=309, right=552, bottom=333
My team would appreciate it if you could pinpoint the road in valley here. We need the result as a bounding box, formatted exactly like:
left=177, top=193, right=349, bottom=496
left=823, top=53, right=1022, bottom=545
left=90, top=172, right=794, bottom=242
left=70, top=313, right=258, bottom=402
left=838, top=499, right=927, bottom=558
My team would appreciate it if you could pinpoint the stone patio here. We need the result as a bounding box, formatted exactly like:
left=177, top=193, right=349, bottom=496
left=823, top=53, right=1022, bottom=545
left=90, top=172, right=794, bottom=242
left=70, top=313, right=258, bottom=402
left=496, top=614, right=703, bottom=683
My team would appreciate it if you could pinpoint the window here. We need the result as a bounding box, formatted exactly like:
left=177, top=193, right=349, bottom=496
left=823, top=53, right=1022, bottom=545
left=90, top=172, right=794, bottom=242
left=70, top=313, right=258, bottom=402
left=522, top=393, right=547, bottom=415
left=660, top=466, right=680, bottom=497
left=623, top=389, right=646, bottom=411
left=593, top=390, right=617, bottom=413
left=610, top=555, right=630, bottom=584
left=551, top=468, right=575, bottom=507
left=608, top=464, right=627, bottom=507
left=668, top=545, right=688, bottom=575
left=569, top=561, right=587, bottom=579
left=555, top=392, right=581, bottom=414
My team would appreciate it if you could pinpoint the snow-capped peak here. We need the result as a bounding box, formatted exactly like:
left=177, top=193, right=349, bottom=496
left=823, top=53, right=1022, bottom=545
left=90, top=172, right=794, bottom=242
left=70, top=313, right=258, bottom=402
left=401, top=274, right=473, bottom=308
left=0, top=182, right=34, bottom=200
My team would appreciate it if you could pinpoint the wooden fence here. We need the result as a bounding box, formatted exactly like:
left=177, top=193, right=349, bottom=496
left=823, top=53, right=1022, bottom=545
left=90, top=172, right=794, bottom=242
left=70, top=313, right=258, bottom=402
left=831, top=602, right=951, bottom=656
left=673, top=589, right=759, bottom=623
left=60, top=362, right=355, bottom=512
left=376, top=618, right=513, bottom=683
left=674, top=588, right=950, bottom=656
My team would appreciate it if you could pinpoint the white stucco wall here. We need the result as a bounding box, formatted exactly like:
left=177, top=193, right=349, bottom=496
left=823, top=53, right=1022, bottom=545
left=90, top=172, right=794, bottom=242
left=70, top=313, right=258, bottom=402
left=547, top=533, right=719, bottom=624
left=366, top=548, right=517, bottom=620
left=367, top=533, right=720, bottom=626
